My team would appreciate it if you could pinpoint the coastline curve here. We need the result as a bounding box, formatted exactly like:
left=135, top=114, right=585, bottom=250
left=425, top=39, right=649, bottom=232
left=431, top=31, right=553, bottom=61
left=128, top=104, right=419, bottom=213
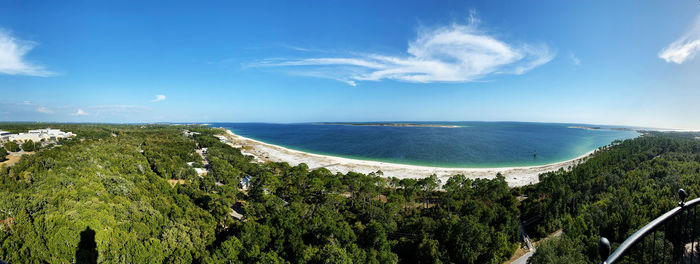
left=218, top=128, right=599, bottom=187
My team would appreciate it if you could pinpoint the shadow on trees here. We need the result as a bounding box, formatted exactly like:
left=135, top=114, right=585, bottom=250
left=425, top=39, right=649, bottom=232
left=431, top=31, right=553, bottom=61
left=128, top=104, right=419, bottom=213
left=75, top=226, right=98, bottom=264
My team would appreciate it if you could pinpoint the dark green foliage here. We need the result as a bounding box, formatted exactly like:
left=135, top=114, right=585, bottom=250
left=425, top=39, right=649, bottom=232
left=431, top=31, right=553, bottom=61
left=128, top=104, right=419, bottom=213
left=142, top=133, right=200, bottom=180
left=389, top=174, right=518, bottom=264
left=4, top=141, right=20, bottom=152
left=0, top=148, right=7, bottom=162
left=0, top=124, right=521, bottom=263
left=194, top=128, right=519, bottom=264
left=20, top=140, right=35, bottom=152
left=522, top=133, right=700, bottom=262
left=3, top=124, right=693, bottom=263
left=0, top=125, right=216, bottom=263
left=526, top=235, right=587, bottom=264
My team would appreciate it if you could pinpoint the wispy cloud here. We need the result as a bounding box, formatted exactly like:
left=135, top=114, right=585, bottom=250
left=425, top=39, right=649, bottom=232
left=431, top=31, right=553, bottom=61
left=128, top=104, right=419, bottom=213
left=569, top=52, right=581, bottom=66
left=659, top=13, right=700, bottom=64
left=151, top=94, right=166, bottom=102
left=36, top=106, right=53, bottom=114
left=0, top=100, right=153, bottom=121
left=0, top=28, right=55, bottom=76
left=88, top=105, right=147, bottom=112
left=85, top=105, right=149, bottom=117
left=254, top=14, right=555, bottom=86
left=73, top=108, right=87, bottom=116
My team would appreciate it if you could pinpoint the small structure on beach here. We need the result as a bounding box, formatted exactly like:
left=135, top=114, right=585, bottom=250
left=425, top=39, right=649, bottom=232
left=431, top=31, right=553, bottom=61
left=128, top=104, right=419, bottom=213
left=215, top=135, right=232, bottom=144
left=182, top=130, right=200, bottom=137
left=194, top=168, right=207, bottom=177
left=186, top=161, right=207, bottom=177
left=239, top=174, right=252, bottom=190
left=229, top=204, right=246, bottom=221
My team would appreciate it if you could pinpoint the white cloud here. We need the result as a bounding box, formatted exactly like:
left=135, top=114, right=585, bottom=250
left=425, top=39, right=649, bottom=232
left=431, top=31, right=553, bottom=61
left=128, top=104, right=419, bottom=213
left=256, top=15, right=555, bottom=85
left=659, top=13, right=700, bottom=64
left=151, top=94, right=166, bottom=102
left=0, top=28, right=55, bottom=76
left=73, top=108, right=87, bottom=116
left=569, top=52, right=581, bottom=66
left=36, top=106, right=53, bottom=114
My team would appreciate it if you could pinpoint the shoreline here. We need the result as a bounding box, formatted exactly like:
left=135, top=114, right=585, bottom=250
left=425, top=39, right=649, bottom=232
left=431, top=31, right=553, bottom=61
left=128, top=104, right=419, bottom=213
left=218, top=128, right=597, bottom=187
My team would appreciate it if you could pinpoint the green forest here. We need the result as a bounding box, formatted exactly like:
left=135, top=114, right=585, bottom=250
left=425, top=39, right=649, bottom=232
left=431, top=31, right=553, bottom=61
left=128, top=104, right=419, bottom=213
left=0, top=124, right=698, bottom=264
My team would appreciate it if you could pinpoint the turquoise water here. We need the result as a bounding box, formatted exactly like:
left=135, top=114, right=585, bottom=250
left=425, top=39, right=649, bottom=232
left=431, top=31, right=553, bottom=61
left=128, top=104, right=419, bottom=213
left=213, top=122, right=639, bottom=168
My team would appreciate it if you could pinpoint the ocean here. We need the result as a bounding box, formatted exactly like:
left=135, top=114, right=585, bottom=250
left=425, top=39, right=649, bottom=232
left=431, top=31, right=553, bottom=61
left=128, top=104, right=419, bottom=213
left=213, top=122, right=640, bottom=168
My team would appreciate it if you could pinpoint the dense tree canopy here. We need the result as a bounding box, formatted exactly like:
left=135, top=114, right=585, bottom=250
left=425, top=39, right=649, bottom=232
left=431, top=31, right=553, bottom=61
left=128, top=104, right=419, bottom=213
left=4, top=141, right=19, bottom=152
left=522, top=132, right=700, bottom=263
left=0, top=124, right=697, bottom=264
left=0, top=125, right=520, bottom=263
left=0, top=148, right=6, bottom=162
left=20, top=140, right=35, bottom=152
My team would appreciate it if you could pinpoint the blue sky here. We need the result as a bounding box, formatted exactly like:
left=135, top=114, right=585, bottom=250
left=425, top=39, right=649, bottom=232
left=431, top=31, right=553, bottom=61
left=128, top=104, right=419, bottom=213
left=1, top=1, right=699, bottom=129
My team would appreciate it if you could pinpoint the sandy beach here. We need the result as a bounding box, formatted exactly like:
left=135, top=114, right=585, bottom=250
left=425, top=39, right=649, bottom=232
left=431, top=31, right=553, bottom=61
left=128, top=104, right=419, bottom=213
left=218, top=129, right=597, bottom=187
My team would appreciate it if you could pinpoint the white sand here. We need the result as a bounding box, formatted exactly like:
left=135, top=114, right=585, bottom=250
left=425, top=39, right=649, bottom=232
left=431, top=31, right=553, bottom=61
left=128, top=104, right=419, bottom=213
left=219, top=129, right=596, bottom=187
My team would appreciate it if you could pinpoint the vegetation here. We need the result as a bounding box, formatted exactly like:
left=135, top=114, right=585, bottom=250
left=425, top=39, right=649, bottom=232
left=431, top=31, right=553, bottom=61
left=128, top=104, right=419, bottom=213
left=526, top=235, right=587, bottom=264
left=3, top=142, right=19, bottom=152
left=193, top=128, right=520, bottom=264
left=0, top=147, right=6, bottom=162
left=521, top=132, right=700, bottom=263
left=0, top=123, right=698, bottom=264
left=20, top=140, right=35, bottom=152
left=0, top=124, right=519, bottom=263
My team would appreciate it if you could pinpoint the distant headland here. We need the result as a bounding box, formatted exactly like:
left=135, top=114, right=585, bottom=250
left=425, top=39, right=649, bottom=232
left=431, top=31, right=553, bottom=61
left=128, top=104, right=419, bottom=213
left=568, top=126, right=602, bottom=130
left=315, top=122, right=461, bottom=128
left=568, top=125, right=639, bottom=132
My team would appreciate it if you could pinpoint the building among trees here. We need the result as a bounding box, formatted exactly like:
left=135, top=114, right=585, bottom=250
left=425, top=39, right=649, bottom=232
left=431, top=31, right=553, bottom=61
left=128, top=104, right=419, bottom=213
left=3, top=128, right=75, bottom=142
left=0, top=130, right=10, bottom=141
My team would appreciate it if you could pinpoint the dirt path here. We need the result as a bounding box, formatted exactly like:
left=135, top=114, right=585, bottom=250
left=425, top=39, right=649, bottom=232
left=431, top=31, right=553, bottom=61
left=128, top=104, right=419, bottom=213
left=507, top=230, right=563, bottom=264
left=0, top=152, right=34, bottom=167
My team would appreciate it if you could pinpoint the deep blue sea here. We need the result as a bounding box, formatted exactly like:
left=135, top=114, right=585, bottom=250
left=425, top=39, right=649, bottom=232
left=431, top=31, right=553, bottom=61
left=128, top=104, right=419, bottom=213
left=213, top=122, right=639, bottom=168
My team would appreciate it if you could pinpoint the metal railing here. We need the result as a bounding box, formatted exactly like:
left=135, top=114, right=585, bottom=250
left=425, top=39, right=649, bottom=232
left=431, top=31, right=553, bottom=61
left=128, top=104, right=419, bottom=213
left=599, top=189, right=700, bottom=264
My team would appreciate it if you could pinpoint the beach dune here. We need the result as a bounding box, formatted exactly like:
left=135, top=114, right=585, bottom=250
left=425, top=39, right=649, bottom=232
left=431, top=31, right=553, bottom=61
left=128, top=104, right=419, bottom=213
left=219, top=129, right=595, bottom=187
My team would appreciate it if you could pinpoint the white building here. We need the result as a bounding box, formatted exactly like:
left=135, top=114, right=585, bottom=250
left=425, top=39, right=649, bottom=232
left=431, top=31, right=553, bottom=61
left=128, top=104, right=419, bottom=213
left=239, top=174, right=252, bottom=190
left=194, top=168, right=208, bottom=177
left=6, top=128, right=75, bottom=142
left=0, top=130, right=11, bottom=141
left=28, top=128, right=75, bottom=138
left=182, top=130, right=201, bottom=137
left=9, top=133, right=41, bottom=142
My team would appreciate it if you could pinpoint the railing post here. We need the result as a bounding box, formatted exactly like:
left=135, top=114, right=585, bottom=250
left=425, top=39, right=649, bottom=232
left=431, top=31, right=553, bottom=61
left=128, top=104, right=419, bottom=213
left=596, top=189, right=699, bottom=263
left=680, top=188, right=688, bottom=207
left=676, top=188, right=688, bottom=261
left=599, top=237, right=611, bottom=264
